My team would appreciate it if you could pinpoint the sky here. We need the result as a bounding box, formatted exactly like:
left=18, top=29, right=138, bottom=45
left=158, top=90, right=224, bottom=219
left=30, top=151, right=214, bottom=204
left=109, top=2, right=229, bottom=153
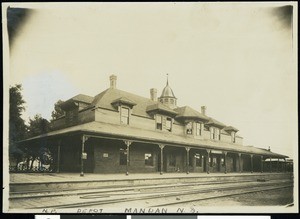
left=4, top=2, right=297, bottom=158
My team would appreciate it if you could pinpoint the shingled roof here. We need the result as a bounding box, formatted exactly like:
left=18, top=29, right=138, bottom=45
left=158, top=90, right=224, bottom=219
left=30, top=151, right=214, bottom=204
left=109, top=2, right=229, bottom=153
left=146, top=103, right=178, bottom=116
left=60, top=94, right=94, bottom=109
left=72, top=94, right=94, bottom=103
left=175, top=106, right=209, bottom=121
left=224, top=126, right=239, bottom=132
left=206, top=117, right=226, bottom=128
left=111, top=97, right=137, bottom=108
left=20, top=121, right=288, bottom=158
left=91, top=88, right=158, bottom=118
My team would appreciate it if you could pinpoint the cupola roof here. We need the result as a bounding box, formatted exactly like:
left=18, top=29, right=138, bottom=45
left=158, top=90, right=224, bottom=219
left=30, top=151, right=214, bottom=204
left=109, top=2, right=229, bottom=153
left=160, top=77, right=176, bottom=98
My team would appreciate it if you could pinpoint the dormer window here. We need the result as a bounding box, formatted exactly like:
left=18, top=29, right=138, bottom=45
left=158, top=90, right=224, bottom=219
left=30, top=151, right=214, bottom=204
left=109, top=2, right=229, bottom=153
left=210, top=127, right=220, bottom=140
left=166, top=117, right=172, bottom=132
left=121, top=107, right=129, bottom=125
left=156, top=115, right=162, bottom=130
left=196, top=122, right=201, bottom=136
left=111, top=97, right=136, bottom=126
left=215, top=128, right=220, bottom=140
left=231, top=132, right=236, bottom=143
left=210, top=127, right=214, bottom=139
left=186, top=122, right=193, bottom=135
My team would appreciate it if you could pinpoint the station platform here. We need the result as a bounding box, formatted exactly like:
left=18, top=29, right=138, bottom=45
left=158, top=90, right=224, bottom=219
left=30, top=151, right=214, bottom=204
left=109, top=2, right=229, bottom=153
left=9, top=171, right=292, bottom=184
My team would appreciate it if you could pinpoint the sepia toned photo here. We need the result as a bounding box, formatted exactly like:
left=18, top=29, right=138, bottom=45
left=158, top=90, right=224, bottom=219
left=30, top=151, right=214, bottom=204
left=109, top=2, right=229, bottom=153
left=2, top=2, right=298, bottom=214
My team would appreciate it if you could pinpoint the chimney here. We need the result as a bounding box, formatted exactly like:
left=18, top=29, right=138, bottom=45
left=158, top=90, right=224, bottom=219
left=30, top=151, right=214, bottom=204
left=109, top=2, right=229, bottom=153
left=109, top=74, right=117, bottom=89
left=150, top=88, right=157, bottom=101
left=201, top=106, right=206, bottom=115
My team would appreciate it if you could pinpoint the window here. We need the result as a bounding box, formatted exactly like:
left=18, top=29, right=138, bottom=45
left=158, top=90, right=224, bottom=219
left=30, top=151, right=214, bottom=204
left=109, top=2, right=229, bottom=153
left=231, top=132, right=236, bottom=143
left=212, top=157, right=217, bottom=167
left=210, top=127, right=214, bottom=139
left=166, top=117, right=172, bottom=132
left=121, top=107, right=129, bottom=125
left=169, top=154, right=176, bottom=166
left=221, top=157, right=225, bottom=166
left=145, top=153, right=153, bottom=166
left=156, top=115, right=162, bottom=130
left=119, top=148, right=127, bottom=165
left=186, top=122, right=193, bottom=135
left=170, top=99, right=174, bottom=104
left=195, top=153, right=202, bottom=167
left=196, top=122, right=201, bottom=136
left=210, top=127, right=220, bottom=140
left=215, top=128, right=220, bottom=140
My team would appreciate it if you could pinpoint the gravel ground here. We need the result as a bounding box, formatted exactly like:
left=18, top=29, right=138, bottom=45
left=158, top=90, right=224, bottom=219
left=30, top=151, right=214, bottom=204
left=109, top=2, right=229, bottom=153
left=178, top=187, right=293, bottom=206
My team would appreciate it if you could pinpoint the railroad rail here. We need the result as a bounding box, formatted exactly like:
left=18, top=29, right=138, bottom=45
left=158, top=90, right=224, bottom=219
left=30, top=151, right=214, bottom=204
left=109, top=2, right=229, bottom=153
left=11, top=178, right=293, bottom=209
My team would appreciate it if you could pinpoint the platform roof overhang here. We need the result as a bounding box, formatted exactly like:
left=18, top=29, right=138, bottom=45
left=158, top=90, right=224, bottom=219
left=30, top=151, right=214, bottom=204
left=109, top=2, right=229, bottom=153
left=19, top=121, right=288, bottom=158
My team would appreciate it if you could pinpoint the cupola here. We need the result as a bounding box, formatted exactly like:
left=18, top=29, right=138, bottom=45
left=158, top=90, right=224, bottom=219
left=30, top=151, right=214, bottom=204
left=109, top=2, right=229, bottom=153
left=158, top=75, right=177, bottom=109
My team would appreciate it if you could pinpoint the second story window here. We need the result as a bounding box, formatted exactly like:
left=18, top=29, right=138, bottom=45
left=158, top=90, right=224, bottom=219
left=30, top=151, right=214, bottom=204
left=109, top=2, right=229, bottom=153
left=121, top=107, right=129, bottom=125
left=210, top=127, right=220, bottom=140
left=166, top=117, right=172, bottom=132
left=196, top=122, right=201, bottom=136
left=215, top=128, right=220, bottom=140
left=156, top=115, right=162, bottom=130
left=231, top=132, right=236, bottom=143
left=186, top=122, right=193, bottom=135
left=210, top=127, right=215, bottom=140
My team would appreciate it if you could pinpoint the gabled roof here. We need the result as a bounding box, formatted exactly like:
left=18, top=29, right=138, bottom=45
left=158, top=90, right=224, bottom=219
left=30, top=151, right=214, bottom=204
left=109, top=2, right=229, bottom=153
left=224, top=126, right=239, bottom=132
left=70, top=94, right=94, bottom=104
left=146, top=103, right=178, bottom=116
left=175, top=106, right=209, bottom=121
left=60, top=94, right=94, bottom=110
left=91, top=88, right=158, bottom=118
left=206, top=117, right=226, bottom=129
left=111, top=97, right=137, bottom=108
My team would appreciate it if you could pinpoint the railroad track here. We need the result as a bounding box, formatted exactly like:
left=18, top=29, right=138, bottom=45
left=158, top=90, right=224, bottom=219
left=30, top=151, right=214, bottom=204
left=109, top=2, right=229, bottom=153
left=16, top=179, right=292, bottom=209
left=9, top=178, right=259, bottom=199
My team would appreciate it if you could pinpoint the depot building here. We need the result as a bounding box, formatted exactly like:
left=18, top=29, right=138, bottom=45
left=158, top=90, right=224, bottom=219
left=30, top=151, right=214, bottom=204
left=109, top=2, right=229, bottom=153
left=19, top=75, right=288, bottom=175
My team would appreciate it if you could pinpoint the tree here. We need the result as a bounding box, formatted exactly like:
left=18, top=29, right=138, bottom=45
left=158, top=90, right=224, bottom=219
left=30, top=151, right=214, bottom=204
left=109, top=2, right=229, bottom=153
left=26, top=114, right=52, bottom=171
left=51, top=100, right=65, bottom=121
left=27, top=114, right=51, bottom=138
left=9, top=84, right=27, bottom=169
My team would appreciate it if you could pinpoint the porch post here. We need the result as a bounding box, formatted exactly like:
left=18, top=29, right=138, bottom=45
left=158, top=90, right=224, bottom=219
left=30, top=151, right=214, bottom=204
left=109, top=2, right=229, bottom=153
left=185, top=147, right=190, bottom=174
left=269, top=157, right=272, bottom=172
left=124, top=140, right=132, bottom=175
left=238, top=153, right=242, bottom=173
left=80, top=135, right=89, bottom=177
left=159, top=144, right=165, bottom=175
left=224, top=151, right=227, bottom=174
left=277, top=158, right=279, bottom=172
left=250, top=154, right=253, bottom=173
left=56, top=139, right=61, bottom=173
left=206, top=149, right=210, bottom=174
